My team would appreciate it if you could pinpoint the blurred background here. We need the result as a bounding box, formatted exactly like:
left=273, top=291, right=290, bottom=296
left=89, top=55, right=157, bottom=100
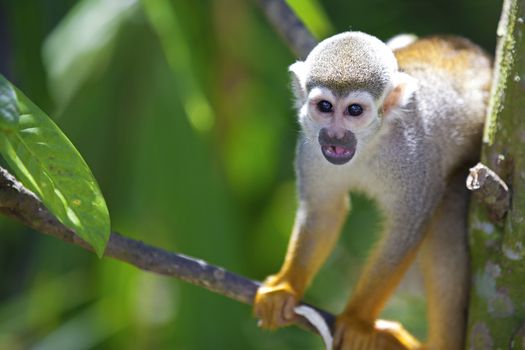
left=0, top=0, right=501, bottom=349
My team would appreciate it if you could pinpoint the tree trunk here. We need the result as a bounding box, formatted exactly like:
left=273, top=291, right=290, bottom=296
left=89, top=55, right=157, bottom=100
left=466, top=0, right=525, bottom=348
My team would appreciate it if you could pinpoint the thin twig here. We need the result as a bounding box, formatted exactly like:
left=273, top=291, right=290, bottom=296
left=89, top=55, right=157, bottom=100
left=253, top=0, right=317, bottom=59
left=466, top=162, right=511, bottom=220
left=0, top=166, right=334, bottom=334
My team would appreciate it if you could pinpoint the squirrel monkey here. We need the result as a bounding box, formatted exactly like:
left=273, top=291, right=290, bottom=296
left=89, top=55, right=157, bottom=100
left=254, top=32, right=492, bottom=350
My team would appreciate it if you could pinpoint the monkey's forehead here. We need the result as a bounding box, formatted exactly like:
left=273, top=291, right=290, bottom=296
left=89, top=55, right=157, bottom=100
left=304, top=32, right=396, bottom=98
left=305, top=69, right=387, bottom=98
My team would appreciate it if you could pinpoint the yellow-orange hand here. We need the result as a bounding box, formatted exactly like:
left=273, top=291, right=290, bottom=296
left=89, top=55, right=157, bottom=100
left=253, top=279, right=298, bottom=330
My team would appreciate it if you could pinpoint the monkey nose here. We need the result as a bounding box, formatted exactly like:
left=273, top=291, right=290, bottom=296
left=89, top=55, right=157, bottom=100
left=327, top=129, right=346, bottom=140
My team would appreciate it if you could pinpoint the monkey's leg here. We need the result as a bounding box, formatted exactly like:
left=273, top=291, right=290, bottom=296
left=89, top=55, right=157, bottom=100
left=419, top=173, right=469, bottom=350
left=334, top=179, right=445, bottom=350
left=254, top=194, right=349, bottom=329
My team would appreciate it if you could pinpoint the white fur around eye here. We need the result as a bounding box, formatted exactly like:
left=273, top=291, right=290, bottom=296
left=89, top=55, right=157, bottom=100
left=343, top=91, right=375, bottom=106
left=308, top=87, right=336, bottom=102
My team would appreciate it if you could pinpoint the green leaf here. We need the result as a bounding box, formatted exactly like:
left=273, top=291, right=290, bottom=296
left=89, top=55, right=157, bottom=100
left=143, top=0, right=214, bottom=132
left=0, top=75, right=110, bottom=257
left=0, top=77, right=20, bottom=131
left=286, top=0, right=334, bottom=39
left=43, top=0, right=139, bottom=107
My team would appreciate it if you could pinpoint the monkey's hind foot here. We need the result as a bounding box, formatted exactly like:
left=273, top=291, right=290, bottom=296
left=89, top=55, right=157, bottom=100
left=334, top=315, right=422, bottom=350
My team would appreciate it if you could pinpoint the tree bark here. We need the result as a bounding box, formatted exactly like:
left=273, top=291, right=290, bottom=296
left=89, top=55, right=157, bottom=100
left=466, top=0, right=525, bottom=347
left=0, top=166, right=335, bottom=335
left=252, top=0, right=317, bottom=59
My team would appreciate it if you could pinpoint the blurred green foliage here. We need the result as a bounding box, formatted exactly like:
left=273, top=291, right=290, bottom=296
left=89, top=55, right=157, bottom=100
left=0, top=0, right=501, bottom=349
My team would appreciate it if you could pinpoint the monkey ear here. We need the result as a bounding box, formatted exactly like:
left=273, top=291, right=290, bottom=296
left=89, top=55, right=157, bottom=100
left=382, top=72, right=418, bottom=116
left=289, top=61, right=308, bottom=105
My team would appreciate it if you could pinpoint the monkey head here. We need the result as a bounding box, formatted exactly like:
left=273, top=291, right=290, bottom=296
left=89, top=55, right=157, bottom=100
left=289, top=31, right=417, bottom=165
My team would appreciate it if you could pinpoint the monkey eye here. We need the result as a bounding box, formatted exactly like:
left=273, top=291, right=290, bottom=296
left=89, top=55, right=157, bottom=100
left=348, top=104, right=363, bottom=116
left=317, top=100, right=333, bottom=113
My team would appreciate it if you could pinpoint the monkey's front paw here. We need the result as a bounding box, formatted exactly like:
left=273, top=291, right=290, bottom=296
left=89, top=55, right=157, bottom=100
left=253, top=278, right=298, bottom=330
left=334, top=314, right=422, bottom=350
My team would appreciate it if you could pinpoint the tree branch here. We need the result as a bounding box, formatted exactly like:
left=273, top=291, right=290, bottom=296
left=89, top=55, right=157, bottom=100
left=0, top=166, right=334, bottom=334
left=253, top=0, right=317, bottom=59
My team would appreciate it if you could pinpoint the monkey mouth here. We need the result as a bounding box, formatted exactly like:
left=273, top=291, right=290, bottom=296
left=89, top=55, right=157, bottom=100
left=320, top=144, right=356, bottom=165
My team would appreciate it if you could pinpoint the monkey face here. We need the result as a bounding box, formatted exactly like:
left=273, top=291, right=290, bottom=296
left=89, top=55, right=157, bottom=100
left=299, top=87, right=380, bottom=165
left=288, top=33, right=416, bottom=167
